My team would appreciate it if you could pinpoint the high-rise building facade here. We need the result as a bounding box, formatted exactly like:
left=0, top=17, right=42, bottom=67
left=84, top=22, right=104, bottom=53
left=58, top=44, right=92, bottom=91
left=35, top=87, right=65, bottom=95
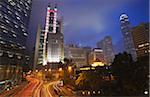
left=0, top=0, right=32, bottom=84
left=97, top=36, right=115, bottom=64
left=64, top=44, right=87, bottom=68
left=120, top=13, right=137, bottom=60
left=34, top=24, right=44, bottom=69
left=44, top=5, right=64, bottom=64
left=131, top=23, right=149, bottom=57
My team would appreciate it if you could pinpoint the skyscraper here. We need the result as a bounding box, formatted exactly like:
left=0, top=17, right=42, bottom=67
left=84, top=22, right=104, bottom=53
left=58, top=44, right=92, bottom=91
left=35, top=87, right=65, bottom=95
left=131, top=23, right=149, bottom=57
left=120, top=13, right=137, bottom=60
left=34, top=5, right=64, bottom=66
left=34, top=24, right=44, bottom=69
left=64, top=44, right=87, bottom=68
left=97, top=36, right=114, bottom=64
left=0, top=0, right=32, bottom=83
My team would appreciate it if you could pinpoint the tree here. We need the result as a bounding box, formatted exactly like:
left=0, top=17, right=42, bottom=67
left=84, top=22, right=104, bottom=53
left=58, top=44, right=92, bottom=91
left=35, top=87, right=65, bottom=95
left=75, top=71, right=104, bottom=90
left=111, top=52, right=149, bottom=96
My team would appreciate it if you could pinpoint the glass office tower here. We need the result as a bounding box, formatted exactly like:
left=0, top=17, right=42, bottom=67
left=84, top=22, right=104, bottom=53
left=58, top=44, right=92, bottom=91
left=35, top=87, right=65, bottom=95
left=0, top=0, right=32, bottom=88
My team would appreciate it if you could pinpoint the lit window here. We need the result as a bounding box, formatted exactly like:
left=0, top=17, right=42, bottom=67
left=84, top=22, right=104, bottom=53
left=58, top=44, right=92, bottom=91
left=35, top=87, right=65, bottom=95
left=15, top=12, right=19, bottom=16
left=25, top=14, right=27, bottom=17
left=22, top=46, right=26, bottom=49
left=0, top=25, right=5, bottom=29
left=21, top=24, right=24, bottom=28
left=145, top=43, right=149, bottom=46
left=12, top=34, right=17, bottom=37
left=19, top=46, right=22, bottom=49
left=3, top=30, right=8, bottom=33
left=26, top=6, right=29, bottom=10
left=10, top=2, right=16, bottom=6
left=24, top=10, right=27, bottom=14
left=17, top=4, right=20, bottom=8
left=15, top=25, right=18, bottom=28
left=138, top=44, right=144, bottom=48
left=18, top=8, right=21, bottom=12
left=11, top=30, right=16, bottom=33
left=20, top=1, right=23, bottom=5
left=0, top=40, right=5, bottom=44
left=22, top=29, right=25, bottom=32
left=27, top=0, right=31, bottom=4
left=16, top=16, right=20, bottom=20
left=25, top=3, right=28, bottom=6
left=0, top=13, right=2, bottom=17
left=6, top=20, right=10, bottom=23
left=8, top=11, right=12, bottom=14
left=17, top=43, right=20, bottom=45
left=23, top=33, right=28, bottom=36
left=11, top=44, right=14, bottom=47
left=7, top=5, right=10, bottom=10
left=13, top=20, right=17, bottom=24
left=4, top=15, right=8, bottom=19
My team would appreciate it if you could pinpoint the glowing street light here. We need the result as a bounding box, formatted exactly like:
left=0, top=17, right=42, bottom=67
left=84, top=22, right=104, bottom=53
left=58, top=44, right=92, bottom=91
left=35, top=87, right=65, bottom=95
left=45, top=69, right=47, bottom=71
left=144, top=90, right=148, bottom=95
left=35, top=70, right=38, bottom=72
left=48, top=68, right=51, bottom=71
left=68, top=66, right=72, bottom=72
left=59, top=68, right=62, bottom=71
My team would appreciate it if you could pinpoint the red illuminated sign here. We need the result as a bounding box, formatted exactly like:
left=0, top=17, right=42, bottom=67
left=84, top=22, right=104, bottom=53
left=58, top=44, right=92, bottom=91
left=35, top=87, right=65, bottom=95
left=48, top=10, right=57, bottom=13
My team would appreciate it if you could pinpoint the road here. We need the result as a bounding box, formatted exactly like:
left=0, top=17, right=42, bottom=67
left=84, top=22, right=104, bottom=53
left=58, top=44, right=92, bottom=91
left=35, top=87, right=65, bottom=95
left=0, top=77, right=76, bottom=97
left=12, top=76, right=40, bottom=97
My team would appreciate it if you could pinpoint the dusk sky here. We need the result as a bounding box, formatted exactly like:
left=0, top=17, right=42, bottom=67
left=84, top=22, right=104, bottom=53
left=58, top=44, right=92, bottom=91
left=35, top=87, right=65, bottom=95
left=27, top=0, right=149, bottom=54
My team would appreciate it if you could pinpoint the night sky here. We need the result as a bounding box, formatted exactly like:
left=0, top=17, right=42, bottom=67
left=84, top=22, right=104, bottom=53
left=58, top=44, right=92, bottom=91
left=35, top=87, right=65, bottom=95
left=27, top=0, right=149, bottom=54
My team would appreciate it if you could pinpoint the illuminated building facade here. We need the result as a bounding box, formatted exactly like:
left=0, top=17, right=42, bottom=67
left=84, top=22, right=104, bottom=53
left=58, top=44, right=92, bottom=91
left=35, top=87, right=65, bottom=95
left=97, top=36, right=114, bottom=64
left=120, top=13, right=137, bottom=60
left=93, top=48, right=105, bottom=63
left=131, top=23, right=149, bottom=57
left=0, top=0, right=32, bottom=85
left=43, top=5, right=64, bottom=65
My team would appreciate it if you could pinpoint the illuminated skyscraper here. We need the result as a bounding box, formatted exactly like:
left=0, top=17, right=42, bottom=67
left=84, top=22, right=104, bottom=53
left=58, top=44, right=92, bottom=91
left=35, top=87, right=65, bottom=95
left=0, top=0, right=32, bottom=85
left=120, top=13, right=137, bottom=60
left=131, top=23, right=149, bottom=57
left=43, top=5, right=64, bottom=65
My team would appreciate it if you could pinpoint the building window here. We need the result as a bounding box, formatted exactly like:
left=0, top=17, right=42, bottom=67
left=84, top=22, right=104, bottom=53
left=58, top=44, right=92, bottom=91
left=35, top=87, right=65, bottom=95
left=0, top=40, right=5, bottom=44
left=3, top=30, right=8, bottom=34
left=12, top=34, right=17, bottom=38
left=18, top=8, right=21, bottom=12
left=25, top=14, right=28, bottom=17
left=27, top=0, right=31, bottom=4
left=13, top=20, right=17, bottom=24
left=16, top=16, right=20, bottom=20
left=15, top=25, right=19, bottom=28
left=8, top=11, right=12, bottom=14
left=6, top=20, right=10, bottom=23
left=11, top=30, right=16, bottom=34
left=22, top=46, right=26, bottom=49
left=22, top=29, right=25, bottom=32
left=23, top=33, right=28, bottom=36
